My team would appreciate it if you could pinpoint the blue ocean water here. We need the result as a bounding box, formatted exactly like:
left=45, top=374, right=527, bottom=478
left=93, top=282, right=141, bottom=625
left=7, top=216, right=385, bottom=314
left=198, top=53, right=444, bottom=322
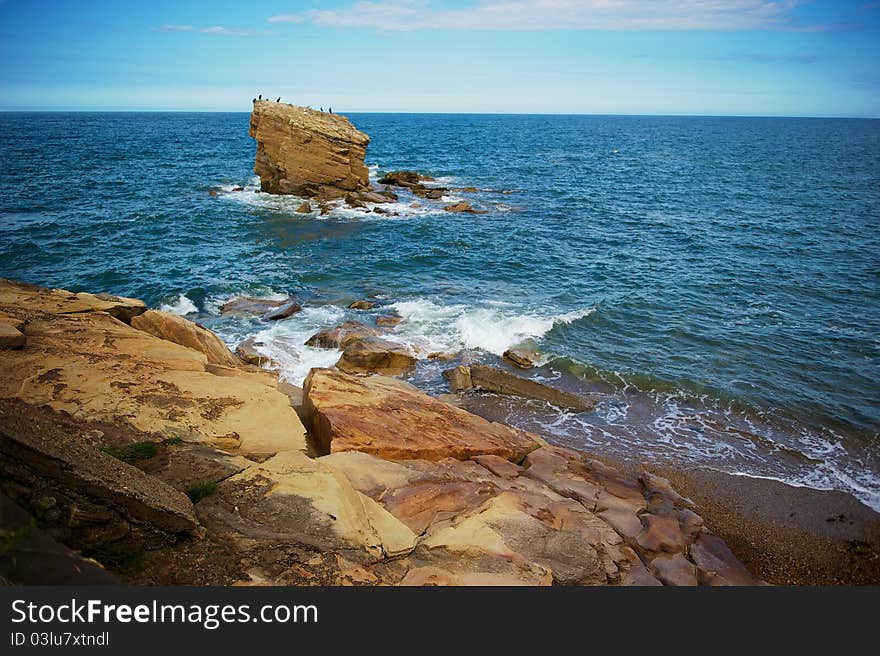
left=1, top=112, right=879, bottom=509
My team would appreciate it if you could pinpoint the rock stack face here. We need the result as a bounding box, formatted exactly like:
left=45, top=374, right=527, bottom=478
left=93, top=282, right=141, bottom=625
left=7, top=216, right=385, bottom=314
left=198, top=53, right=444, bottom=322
left=249, top=100, right=371, bottom=199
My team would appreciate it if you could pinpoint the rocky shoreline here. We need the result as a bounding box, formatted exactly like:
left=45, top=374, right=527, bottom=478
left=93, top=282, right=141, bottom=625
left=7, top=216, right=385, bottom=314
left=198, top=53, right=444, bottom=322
left=0, top=277, right=770, bottom=586
left=3, top=102, right=875, bottom=587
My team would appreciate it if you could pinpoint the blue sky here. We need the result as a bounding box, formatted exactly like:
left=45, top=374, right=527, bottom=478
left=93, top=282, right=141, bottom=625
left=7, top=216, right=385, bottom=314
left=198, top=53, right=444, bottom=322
left=1, top=1, right=879, bottom=116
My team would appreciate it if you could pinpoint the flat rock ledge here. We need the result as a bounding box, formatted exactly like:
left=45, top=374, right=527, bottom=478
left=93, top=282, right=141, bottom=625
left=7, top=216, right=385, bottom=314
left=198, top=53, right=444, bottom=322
left=0, top=277, right=762, bottom=586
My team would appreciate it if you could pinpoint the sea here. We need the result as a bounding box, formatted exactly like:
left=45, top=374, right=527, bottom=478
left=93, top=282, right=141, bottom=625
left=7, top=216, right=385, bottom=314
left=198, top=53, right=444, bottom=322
left=1, top=111, right=878, bottom=510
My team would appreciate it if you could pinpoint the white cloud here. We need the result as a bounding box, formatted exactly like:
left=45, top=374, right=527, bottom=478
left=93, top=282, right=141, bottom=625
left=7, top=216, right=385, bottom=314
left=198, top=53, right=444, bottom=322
left=268, top=0, right=813, bottom=31
left=156, top=24, right=272, bottom=36
left=267, top=14, right=306, bottom=24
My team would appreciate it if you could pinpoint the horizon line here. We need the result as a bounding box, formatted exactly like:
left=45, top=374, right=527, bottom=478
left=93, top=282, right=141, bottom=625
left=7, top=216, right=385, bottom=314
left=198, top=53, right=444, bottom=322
left=0, top=109, right=877, bottom=120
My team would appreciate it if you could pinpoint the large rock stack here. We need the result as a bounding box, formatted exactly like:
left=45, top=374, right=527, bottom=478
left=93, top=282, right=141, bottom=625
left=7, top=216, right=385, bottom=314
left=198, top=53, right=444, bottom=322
left=249, top=100, right=371, bottom=200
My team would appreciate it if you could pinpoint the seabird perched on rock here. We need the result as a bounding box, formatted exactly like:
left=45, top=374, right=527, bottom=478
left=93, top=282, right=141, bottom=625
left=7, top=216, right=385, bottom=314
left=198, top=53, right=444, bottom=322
left=320, top=107, right=324, bottom=112
left=329, top=107, right=333, bottom=114
left=252, top=98, right=256, bottom=103
left=276, top=97, right=281, bottom=102
left=258, top=94, right=262, bottom=100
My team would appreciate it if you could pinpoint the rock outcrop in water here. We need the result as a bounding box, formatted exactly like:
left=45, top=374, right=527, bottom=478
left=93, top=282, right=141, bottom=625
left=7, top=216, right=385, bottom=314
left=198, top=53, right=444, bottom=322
left=249, top=100, right=371, bottom=200
left=0, top=276, right=762, bottom=586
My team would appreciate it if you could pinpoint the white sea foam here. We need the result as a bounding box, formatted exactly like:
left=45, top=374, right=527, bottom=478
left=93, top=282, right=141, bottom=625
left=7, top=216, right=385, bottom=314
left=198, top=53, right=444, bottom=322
left=236, top=304, right=347, bottom=385
left=158, top=293, right=198, bottom=316
left=388, top=298, right=594, bottom=356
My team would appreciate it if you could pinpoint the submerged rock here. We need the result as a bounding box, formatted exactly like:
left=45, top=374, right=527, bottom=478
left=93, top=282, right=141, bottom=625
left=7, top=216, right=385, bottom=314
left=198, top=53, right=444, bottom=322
left=249, top=100, right=371, bottom=199
left=444, top=201, right=486, bottom=214
left=447, top=364, right=595, bottom=412
left=262, top=299, right=301, bottom=321
left=378, top=171, right=434, bottom=187
left=375, top=314, right=402, bottom=327
left=218, top=296, right=300, bottom=321
left=295, top=202, right=312, bottom=214
left=220, top=296, right=288, bottom=317
left=348, top=299, right=376, bottom=310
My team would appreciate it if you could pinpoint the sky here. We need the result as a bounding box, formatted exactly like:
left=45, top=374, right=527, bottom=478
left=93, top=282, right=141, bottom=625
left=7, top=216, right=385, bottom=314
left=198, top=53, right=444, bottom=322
left=1, top=0, right=879, bottom=116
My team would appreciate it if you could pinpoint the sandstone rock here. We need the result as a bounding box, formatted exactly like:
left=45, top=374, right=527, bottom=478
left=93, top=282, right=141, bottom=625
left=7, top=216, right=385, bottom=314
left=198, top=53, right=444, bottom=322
left=0, top=285, right=307, bottom=459
left=0, top=279, right=146, bottom=323
left=220, top=296, right=288, bottom=317
left=421, top=490, right=608, bottom=585
left=336, top=337, right=417, bottom=376
left=295, top=202, right=312, bottom=213
left=0, top=311, right=25, bottom=330
left=344, top=193, right=365, bottom=208
left=249, top=101, right=371, bottom=199
left=196, top=450, right=415, bottom=562
left=375, top=314, right=402, bottom=327
left=355, top=191, right=394, bottom=204
left=522, top=446, right=603, bottom=510
left=444, top=202, right=486, bottom=214
left=690, top=533, right=765, bottom=586
left=302, top=368, right=543, bottom=462
left=415, top=188, right=447, bottom=200
left=462, top=365, right=595, bottom=412
left=0, top=323, right=26, bottom=349
left=131, top=310, right=240, bottom=368
left=262, top=299, right=301, bottom=321
left=399, top=559, right=551, bottom=586
left=443, top=365, right=472, bottom=391
left=377, top=171, right=434, bottom=187
left=472, top=454, right=524, bottom=479
left=348, top=300, right=376, bottom=310
left=428, top=351, right=456, bottom=361
left=650, top=553, right=698, bottom=586
left=0, top=400, right=197, bottom=534
left=235, top=336, right=276, bottom=367
left=142, top=443, right=253, bottom=494
left=635, top=513, right=686, bottom=555
left=305, top=321, right=377, bottom=349
left=318, top=451, right=636, bottom=585
left=503, top=347, right=535, bottom=368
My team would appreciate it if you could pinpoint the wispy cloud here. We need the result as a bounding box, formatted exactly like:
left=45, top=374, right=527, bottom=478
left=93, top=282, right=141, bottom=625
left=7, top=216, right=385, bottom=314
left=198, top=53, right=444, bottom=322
left=268, top=0, right=827, bottom=32
left=745, top=52, right=816, bottom=63
left=155, top=24, right=273, bottom=36
left=267, top=15, right=305, bottom=24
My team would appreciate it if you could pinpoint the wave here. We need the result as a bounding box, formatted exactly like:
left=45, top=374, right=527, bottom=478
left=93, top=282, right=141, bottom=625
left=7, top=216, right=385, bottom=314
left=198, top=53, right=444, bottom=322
left=158, top=293, right=198, bottom=316
left=388, top=298, right=594, bottom=356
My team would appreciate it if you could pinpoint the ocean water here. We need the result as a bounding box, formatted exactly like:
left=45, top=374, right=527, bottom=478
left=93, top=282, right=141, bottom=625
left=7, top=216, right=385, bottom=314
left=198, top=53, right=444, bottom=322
left=1, top=112, right=878, bottom=510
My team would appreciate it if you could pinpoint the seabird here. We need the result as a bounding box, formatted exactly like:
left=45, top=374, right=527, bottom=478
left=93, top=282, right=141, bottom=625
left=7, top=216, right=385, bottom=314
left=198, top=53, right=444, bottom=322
left=276, top=97, right=281, bottom=102
left=329, top=107, right=332, bottom=114
left=258, top=94, right=262, bottom=100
